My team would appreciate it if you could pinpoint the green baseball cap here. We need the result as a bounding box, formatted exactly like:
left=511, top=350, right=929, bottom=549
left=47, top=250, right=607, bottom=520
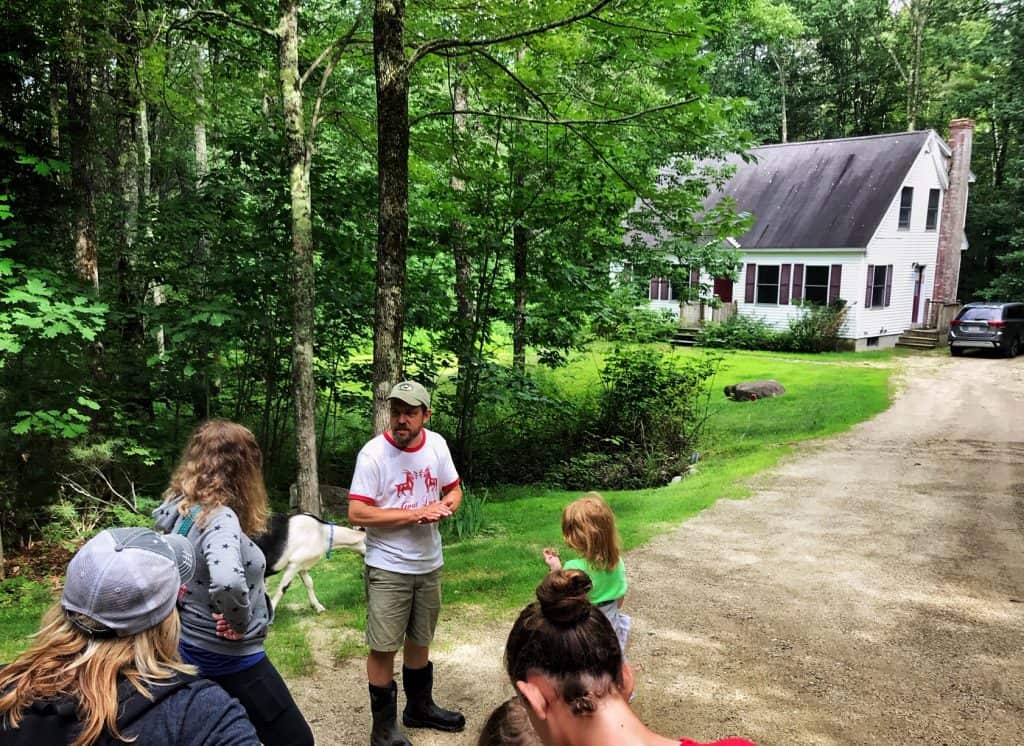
left=388, top=380, right=431, bottom=408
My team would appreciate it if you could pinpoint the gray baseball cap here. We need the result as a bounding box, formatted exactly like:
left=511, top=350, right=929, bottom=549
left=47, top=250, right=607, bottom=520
left=387, top=380, right=431, bottom=408
left=61, top=527, right=195, bottom=637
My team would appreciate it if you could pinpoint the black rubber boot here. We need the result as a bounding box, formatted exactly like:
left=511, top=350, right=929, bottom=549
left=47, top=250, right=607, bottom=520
left=402, top=662, right=466, bottom=733
left=369, top=682, right=412, bottom=746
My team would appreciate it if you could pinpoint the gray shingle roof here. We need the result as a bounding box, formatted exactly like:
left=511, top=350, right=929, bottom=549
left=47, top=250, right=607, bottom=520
left=707, top=131, right=931, bottom=249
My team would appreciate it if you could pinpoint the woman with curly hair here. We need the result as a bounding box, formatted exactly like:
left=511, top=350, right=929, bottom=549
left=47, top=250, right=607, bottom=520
left=504, top=570, right=755, bottom=746
left=0, top=527, right=258, bottom=744
left=154, top=419, right=313, bottom=746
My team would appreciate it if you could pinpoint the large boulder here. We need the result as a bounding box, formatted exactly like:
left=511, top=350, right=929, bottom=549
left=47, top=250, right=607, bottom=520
left=724, top=380, right=786, bottom=401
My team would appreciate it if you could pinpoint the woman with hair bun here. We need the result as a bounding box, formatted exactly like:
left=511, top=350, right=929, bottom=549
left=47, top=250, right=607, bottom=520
left=504, top=570, right=755, bottom=746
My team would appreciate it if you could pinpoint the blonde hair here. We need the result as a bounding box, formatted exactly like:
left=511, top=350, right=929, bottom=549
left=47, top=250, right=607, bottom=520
left=164, top=419, right=269, bottom=536
left=0, top=605, right=194, bottom=746
left=561, top=492, right=621, bottom=571
left=477, top=697, right=543, bottom=746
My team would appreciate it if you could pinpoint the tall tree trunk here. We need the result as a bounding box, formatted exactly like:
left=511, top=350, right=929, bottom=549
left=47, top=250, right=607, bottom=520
left=279, top=0, right=321, bottom=516
left=770, top=51, right=788, bottom=144
left=372, top=0, right=409, bottom=434
left=115, top=3, right=154, bottom=419
left=450, top=72, right=477, bottom=466
left=191, top=41, right=214, bottom=420
left=65, top=2, right=98, bottom=290
left=512, top=223, right=529, bottom=372
left=140, top=97, right=166, bottom=355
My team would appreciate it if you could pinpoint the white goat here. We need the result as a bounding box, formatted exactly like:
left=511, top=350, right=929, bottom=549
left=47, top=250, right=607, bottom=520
left=255, top=513, right=365, bottom=613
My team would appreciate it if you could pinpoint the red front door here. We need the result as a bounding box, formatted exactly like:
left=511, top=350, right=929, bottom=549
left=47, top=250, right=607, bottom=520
left=713, top=277, right=734, bottom=303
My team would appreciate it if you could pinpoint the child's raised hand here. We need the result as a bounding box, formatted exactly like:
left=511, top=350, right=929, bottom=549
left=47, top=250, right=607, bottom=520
left=543, top=547, right=562, bottom=571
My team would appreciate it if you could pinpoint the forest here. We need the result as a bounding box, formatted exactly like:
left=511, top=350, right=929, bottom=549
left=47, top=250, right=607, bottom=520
left=1, top=0, right=1022, bottom=563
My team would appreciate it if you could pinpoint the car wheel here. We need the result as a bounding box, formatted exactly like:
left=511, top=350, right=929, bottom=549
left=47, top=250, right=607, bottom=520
left=950, top=346, right=964, bottom=357
left=1008, top=337, right=1021, bottom=358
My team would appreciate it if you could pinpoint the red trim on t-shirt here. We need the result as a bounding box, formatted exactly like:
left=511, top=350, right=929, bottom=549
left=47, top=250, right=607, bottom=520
left=441, top=478, right=460, bottom=494
left=348, top=493, right=377, bottom=505
left=383, top=430, right=427, bottom=452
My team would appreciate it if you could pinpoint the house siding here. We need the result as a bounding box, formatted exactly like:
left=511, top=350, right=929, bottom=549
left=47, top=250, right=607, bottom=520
left=735, top=252, right=862, bottom=337
left=857, top=139, right=945, bottom=339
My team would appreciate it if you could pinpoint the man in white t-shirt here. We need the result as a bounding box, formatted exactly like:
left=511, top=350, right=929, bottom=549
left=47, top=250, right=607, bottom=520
left=349, top=380, right=465, bottom=746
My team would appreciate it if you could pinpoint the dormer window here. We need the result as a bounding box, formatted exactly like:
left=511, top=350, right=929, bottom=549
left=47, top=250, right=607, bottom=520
left=925, top=189, right=940, bottom=231
left=898, top=186, right=913, bottom=230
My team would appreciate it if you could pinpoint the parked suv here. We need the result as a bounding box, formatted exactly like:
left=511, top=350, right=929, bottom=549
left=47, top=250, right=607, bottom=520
left=948, top=302, right=1024, bottom=357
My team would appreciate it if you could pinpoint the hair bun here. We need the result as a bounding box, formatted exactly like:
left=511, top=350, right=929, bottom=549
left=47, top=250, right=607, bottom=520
left=536, top=569, right=593, bottom=627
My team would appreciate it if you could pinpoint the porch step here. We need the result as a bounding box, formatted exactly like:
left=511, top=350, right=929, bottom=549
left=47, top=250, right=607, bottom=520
left=895, top=327, right=941, bottom=350
left=671, top=327, right=700, bottom=347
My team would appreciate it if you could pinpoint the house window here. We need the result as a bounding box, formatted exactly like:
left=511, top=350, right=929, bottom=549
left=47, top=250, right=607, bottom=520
left=756, top=265, right=780, bottom=304
left=925, top=189, right=940, bottom=231
left=803, top=265, right=830, bottom=305
left=649, top=277, right=675, bottom=301
left=871, top=265, right=888, bottom=307
left=898, top=186, right=913, bottom=230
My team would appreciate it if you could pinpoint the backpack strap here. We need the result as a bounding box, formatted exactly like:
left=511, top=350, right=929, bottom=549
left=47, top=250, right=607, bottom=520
left=176, top=505, right=202, bottom=536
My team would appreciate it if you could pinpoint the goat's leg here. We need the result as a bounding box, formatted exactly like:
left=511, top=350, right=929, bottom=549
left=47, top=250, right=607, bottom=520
left=271, top=564, right=301, bottom=610
left=299, top=569, right=326, bottom=613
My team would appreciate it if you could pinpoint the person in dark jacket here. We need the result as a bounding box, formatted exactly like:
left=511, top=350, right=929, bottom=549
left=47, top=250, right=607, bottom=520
left=0, top=527, right=258, bottom=746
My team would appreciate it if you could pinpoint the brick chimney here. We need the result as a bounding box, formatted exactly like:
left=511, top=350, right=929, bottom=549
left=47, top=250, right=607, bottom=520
left=932, top=118, right=974, bottom=304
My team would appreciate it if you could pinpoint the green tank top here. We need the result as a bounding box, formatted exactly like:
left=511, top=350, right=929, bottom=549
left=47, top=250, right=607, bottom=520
left=563, top=558, right=627, bottom=604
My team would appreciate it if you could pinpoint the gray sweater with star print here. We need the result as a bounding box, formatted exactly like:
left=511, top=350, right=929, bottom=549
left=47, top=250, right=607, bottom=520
left=154, top=496, right=273, bottom=656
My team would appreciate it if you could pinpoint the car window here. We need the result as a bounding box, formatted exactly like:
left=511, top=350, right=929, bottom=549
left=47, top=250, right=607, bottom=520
left=959, top=307, right=1000, bottom=321
left=1007, top=305, right=1024, bottom=320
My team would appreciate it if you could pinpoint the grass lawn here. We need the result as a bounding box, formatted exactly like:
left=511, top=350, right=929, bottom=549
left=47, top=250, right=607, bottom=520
left=0, top=345, right=899, bottom=671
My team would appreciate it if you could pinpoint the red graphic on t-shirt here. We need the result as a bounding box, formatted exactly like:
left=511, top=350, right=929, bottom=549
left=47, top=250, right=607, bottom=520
left=395, top=470, right=416, bottom=499
left=423, top=467, right=438, bottom=494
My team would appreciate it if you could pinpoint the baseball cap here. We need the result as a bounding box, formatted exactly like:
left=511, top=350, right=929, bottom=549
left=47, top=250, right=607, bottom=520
left=387, top=380, right=431, bottom=408
left=61, top=527, right=195, bottom=638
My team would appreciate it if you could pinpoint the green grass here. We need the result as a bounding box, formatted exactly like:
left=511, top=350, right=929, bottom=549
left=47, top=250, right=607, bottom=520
left=0, top=345, right=899, bottom=674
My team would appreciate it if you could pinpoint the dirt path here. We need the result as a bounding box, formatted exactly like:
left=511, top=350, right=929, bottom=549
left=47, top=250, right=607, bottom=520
left=291, top=354, right=1024, bottom=745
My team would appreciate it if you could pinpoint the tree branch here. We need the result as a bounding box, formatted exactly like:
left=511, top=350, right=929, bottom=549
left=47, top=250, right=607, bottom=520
left=407, top=0, right=616, bottom=69
left=308, top=8, right=370, bottom=143
left=410, top=98, right=697, bottom=128
left=169, top=9, right=277, bottom=39
left=467, top=48, right=655, bottom=200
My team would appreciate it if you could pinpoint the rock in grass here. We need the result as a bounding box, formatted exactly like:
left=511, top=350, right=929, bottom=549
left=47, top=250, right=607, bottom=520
left=724, top=380, right=785, bottom=401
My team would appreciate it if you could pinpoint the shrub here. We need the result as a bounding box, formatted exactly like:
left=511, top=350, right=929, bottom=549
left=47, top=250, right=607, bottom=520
left=440, top=486, right=488, bottom=543
left=697, top=314, right=780, bottom=350
left=599, top=346, right=719, bottom=455
left=591, top=288, right=678, bottom=343
left=784, top=301, right=849, bottom=352
left=545, top=347, right=718, bottom=490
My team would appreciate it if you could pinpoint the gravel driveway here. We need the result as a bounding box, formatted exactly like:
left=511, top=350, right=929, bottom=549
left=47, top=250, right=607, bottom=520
left=292, top=353, right=1024, bottom=745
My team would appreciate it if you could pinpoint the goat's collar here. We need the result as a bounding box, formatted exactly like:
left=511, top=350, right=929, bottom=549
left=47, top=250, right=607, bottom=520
left=326, top=522, right=335, bottom=560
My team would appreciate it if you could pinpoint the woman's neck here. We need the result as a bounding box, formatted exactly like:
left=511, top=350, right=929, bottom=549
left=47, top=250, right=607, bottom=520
left=562, top=696, right=679, bottom=746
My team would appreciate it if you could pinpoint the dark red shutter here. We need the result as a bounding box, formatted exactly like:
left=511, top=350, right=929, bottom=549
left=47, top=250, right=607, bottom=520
left=779, top=264, right=791, bottom=305
left=829, top=264, right=842, bottom=305
left=744, top=263, right=756, bottom=303
left=689, top=268, right=699, bottom=286
left=649, top=278, right=657, bottom=300
left=884, top=265, right=893, bottom=307
left=792, top=263, right=804, bottom=302
left=865, top=264, right=874, bottom=308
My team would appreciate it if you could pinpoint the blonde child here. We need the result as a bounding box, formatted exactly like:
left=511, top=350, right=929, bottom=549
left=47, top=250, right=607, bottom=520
left=543, top=492, right=631, bottom=652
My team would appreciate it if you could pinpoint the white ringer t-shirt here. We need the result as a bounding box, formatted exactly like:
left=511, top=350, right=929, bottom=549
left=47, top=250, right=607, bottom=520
left=348, top=428, right=460, bottom=574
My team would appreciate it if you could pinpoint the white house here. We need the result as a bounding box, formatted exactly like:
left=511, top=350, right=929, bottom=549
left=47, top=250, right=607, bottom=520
left=634, top=120, right=975, bottom=350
